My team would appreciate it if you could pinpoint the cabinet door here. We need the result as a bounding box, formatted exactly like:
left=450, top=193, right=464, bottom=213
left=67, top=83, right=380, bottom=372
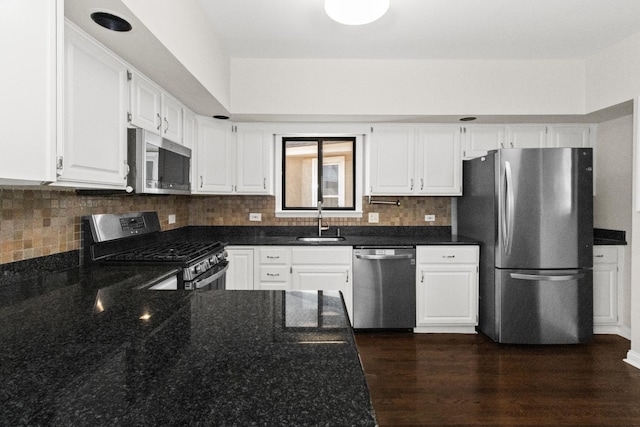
left=236, top=126, right=272, bottom=194
left=59, top=23, right=127, bottom=188
left=182, top=107, right=197, bottom=150
left=548, top=125, right=592, bottom=148
left=416, top=126, right=462, bottom=195
left=1, top=0, right=60, bottom=183
left=417, top=264, right=478, bottom=326
left=226, top=248, right=254, bottom=290
left=292, top=266, right=352, bottom=320
left=506, top=125, right=548, bottom=149
left=195, top=117, right=235, bottom=193
left=161, top=92, right=183, bottom=144
left=462, top=125, right=505, bottom=159
left=370, top=126, right=415, bottom=194
left=593, top=263, right=617, bottom=325
left=129, top=71, right=162, bottom=133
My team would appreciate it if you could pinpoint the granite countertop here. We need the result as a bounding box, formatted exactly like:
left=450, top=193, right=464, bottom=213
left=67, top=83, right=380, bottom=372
left=172, top=225, right=479, bottom=247
left=0, top=266, right=376, bottom=426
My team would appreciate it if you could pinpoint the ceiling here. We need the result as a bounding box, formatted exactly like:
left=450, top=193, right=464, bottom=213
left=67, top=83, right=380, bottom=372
left=197, top=0, right=640, bottom=60
left=65, top=0, right=640, bottom=122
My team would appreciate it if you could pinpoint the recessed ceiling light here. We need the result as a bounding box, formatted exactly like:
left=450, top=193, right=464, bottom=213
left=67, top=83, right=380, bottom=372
left=91, top=12, right=132, bottom=32
left=459, top=116, right=477, bottom=122
left=325, top=0, right=390, bottom=25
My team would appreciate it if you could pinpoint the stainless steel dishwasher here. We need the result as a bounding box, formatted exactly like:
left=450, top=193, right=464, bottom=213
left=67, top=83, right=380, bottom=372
left=352, top=246, right=416, bottom=329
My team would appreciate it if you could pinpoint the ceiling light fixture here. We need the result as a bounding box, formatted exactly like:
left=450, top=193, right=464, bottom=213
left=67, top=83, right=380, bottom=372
left=324, top=0, right=390, bottom=25
left=90, top=12, right=132, bottom=32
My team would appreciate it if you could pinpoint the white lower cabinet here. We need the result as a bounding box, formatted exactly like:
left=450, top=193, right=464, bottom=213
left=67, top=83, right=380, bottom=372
left=291, top=247, right=353, bottom=321
left=251, top=246, right=353, bottom=321
left=225, top=247, right=254, bottom=290
left=415, top=245, right=479, bottom=333
left=593, top=246, right=623, bottom=331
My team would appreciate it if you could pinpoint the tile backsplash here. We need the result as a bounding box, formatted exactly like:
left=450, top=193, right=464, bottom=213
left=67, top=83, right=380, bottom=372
left=1, top=187, right=450, bottom=264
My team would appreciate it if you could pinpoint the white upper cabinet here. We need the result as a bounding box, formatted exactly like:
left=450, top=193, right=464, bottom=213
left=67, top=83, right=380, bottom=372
left=195, top=117, right=235, bottom=193
left=129, top=71, right=183, bottom=144
left=506, top=125, right=548, bottom=149
left=182, top=107, right=197, bottom=150
left=548, top=125, right=593, bottom=148
left=194, top=117, right=273, bottom=195
left=369, top=125, right=461, bottom=195
left=0, top=0, right=61, bottom=184
left=55, top=21, right=128, bottom=189
left=416, top=126, right=462, bottom=195
left=235, top=125, right=272, bottom=194
left=461, top=125, right=506, bottom=159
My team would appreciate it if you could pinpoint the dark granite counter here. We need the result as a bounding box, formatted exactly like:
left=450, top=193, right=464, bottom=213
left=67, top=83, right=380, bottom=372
left=0, top=266, right=376, bottom=426
left=171, top=225, right=479, bottom=247
left=594, top=228, right=627, bottom=245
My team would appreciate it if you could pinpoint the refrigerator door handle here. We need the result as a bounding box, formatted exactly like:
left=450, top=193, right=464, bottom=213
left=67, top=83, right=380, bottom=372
left=502, top=160, right=515, bottom=255
left=510, top=272, right=586, bottom=282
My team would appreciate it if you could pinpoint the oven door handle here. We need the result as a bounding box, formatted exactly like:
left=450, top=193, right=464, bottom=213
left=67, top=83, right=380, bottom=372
left=193, top=261, right=229, bottom=290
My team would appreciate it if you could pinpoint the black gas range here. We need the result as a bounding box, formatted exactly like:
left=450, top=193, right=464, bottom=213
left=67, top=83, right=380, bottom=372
left=82, top=212, right=228, bottom=290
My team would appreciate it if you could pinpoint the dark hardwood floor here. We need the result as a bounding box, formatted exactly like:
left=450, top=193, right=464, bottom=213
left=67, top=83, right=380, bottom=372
left=355, top=332, right=640, bottom=426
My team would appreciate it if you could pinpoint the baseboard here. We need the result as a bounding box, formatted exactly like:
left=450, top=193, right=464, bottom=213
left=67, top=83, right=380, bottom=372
left=594, top=324, right=631, bottom=339
left=414, top=325, right=478, bottom=334
left=624, top=350, right=640, bottom=370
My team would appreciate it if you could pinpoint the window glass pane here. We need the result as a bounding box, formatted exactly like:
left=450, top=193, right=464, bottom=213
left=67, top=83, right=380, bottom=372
left=282, top=137, right=355, bottom=210
left=321, top=140, right=354, bottom=208
left=284, top=140, right=318, bottom=208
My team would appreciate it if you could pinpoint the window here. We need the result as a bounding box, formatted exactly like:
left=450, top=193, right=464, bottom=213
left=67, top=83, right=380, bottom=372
left=276, top=135, right=362, bottom=218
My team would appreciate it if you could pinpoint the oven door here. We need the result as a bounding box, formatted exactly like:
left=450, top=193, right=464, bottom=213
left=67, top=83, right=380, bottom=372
left=185, top=261, right=229, bottom=291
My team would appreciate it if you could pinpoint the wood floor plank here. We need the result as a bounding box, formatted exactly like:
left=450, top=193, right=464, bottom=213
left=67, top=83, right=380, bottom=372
left=355, top=332, right=640, bottom=426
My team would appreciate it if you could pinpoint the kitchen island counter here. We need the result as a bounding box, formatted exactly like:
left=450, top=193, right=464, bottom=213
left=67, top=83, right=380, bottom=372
left=0, top=266, right=376, bottom=426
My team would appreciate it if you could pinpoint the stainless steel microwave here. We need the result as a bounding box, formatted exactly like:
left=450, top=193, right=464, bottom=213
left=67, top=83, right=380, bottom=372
left=127, top=128, right=191, bottom=195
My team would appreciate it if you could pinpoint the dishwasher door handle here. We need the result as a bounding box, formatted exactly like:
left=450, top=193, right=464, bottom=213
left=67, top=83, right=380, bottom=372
left=355, top=254, right=414, bottom=260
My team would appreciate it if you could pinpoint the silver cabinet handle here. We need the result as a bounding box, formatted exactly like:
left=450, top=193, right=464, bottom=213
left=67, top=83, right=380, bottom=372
left=510, top=142, right=514, bottom=148
left=266, top=256, right=280, bottom=259
left=410, top=179, right=414, bottom=191
left=346, top=270, right=349, bottom=283
left=421, top=271, right=424, bottom=283
left=594, top=254, right=604, bottom=258
left=124, top=160, right=130, bottom=180
left=164, top=117, right=169, bottom=133
left=500, top=143, right=505, bottom=148
left=263, top=177, right=266, bottom=190
left=266, top=273, right=280, bottom=277
left=420, top=178, right=424, bottom=190
left=200, top=176, right=203, bottom=188
left=510, top=272, right=585, bottom=282
left=156, top=113, right=162, bottom=131
left=442, top=255, right=455, bottom=259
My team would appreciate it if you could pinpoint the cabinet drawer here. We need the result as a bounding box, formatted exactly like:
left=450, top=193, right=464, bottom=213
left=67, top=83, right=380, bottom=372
left=417, top=246, right=478, bottom=264
left=291, top=247, right=351, bottom=265
left=259, top=248, right=290, bottom=264
left=260, top=266, right=289, bottom=282
left=593, top=246, right=617, bottom=264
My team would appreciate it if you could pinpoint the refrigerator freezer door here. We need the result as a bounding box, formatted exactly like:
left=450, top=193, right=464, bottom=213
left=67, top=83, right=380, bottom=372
left=496, top=148, right=593, bottom=270
left=496, top=268, right=593, bottom=344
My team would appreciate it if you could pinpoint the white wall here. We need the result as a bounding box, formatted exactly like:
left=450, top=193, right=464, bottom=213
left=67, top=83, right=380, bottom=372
left=231, top=58, right=585, bottom=116
left=594, top=115, right=633, bottom=332
left=586, top=32, right=640, bottom=114
left=122, top=0, right=231, bottom=110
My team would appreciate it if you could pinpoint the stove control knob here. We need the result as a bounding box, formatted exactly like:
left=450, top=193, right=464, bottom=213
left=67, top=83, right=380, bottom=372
left=194, top=265, right=201, bottom=274
left=209, top=256, right=218, bottom=265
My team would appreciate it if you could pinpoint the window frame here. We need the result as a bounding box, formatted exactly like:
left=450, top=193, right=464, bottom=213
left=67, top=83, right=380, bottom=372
left=275, top=133, right=363, bottom=218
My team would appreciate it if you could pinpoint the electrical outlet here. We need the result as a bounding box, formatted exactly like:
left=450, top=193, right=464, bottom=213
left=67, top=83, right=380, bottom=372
left=424, top=214, right=435, bottom=222
left=368, top=212, right=379, bottom=223
left=249, top=213, right=262, bottom=222
left=168, top=214, right=176, bottom=224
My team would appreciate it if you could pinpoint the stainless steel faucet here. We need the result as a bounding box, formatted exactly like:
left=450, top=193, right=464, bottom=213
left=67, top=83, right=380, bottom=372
left=318, top=201, right=330, bottom=236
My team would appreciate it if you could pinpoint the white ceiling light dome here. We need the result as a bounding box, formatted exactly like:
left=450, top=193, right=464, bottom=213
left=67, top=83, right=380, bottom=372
left=325, top=0, right=390, bottom=25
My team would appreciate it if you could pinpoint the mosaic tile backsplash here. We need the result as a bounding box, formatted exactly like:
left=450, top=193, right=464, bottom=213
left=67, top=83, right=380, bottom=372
left=0, top=187, right=450, bottom=264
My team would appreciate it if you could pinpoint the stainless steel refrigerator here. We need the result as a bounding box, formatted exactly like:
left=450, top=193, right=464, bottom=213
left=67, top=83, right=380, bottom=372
left=458, top=148, right=593, bottom=344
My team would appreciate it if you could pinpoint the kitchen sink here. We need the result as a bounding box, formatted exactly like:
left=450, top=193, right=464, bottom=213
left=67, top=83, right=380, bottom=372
left=296, top=236, right=346, bottom=242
